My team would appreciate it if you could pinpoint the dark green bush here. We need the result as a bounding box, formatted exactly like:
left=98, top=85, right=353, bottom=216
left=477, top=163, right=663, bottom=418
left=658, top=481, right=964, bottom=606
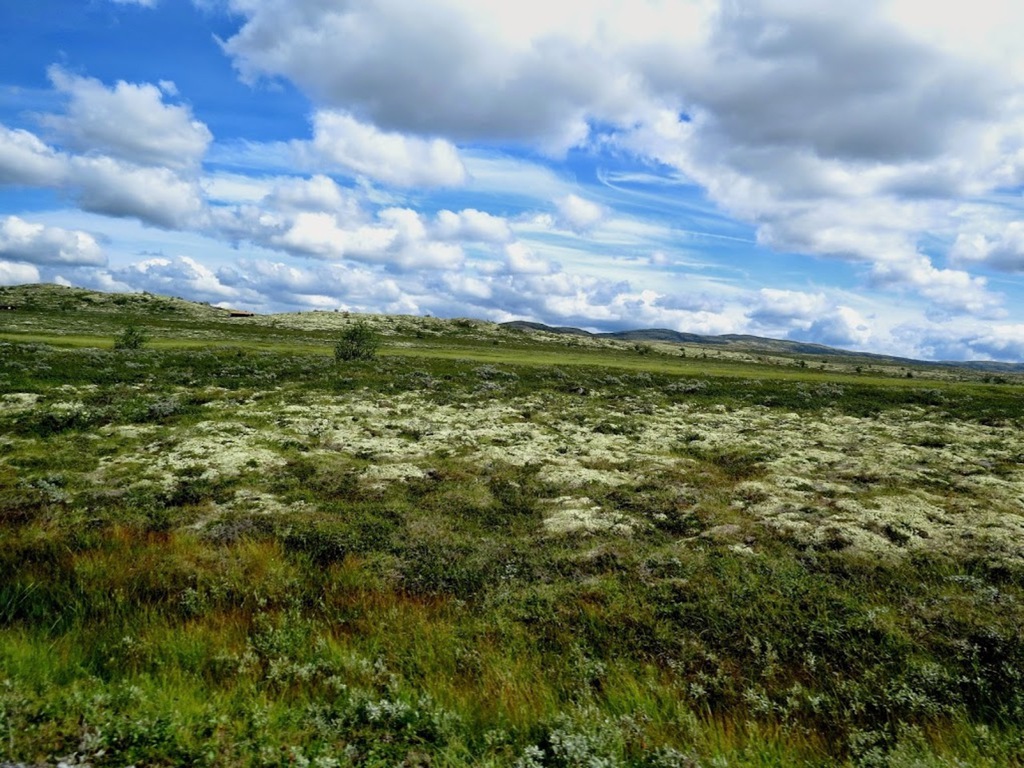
left=334, top=321, right=379, bottom=362
left=114, top=324, right=149, bottom=350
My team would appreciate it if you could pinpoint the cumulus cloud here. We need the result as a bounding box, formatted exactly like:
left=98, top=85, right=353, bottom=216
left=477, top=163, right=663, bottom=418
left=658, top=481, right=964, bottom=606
left=0, top=260, right=41, bottom=285
left=869, top=254, right=999, bottom=316
left=218, top=258, right=412, bottom=311
left=623, top=4, right=1024, bottom=314
left=897, top=321, right=1024, bottom=362
left=266, top=174, right=358, bottom=215
left=310, top=111, right=465, bottom=187
left=748, top=289, right=829, bottom=328
left=556, top=194, right=604, bottom=231
left=274, top=212, right=394, bottom=261
left=202, top=173, right=275, bottom=205
left=0, top=125, right=69, bottom=186
left=492, top=276, right=740, bottom=336
left=70, top=157, right=205, bottom=229
left=799, top=307, right=873, bottom=349
left=956, top=325, right=1024, bottom=361
left=441, top=272, right=494, bottom=302
left=222, top=0, right=668, bottom=151
left=745, top=288, right=874, bottom=349
left=112, top=255, right=239, bottom=302
left=434, top=209, right=511, bottom=243
left=45, top=67, right=212, bottom=169
left=0, top=121, right=206, bottom=230
left=504, top=242, right=554, bottom=275
left=673, top=3, right=998, bottom=165
left=268, top=207, right=465, bottom=270
left=950, top=223, right=1024, bottom=272
left=0, top=216, right=106, bottom=266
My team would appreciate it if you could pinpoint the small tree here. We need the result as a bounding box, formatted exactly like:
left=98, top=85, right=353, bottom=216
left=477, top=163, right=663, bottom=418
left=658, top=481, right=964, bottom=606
left=334, top=321, right=379, bottom=362
left=114, top=324, right=148, bottom=350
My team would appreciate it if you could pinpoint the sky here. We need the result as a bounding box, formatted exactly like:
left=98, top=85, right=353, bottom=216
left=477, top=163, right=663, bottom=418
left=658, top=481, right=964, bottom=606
left=2, top=1, right=1024, bottom=361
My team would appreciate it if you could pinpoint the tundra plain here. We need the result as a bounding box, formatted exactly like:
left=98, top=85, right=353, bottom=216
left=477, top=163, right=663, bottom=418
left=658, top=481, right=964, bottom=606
left=2, top=284, right=1024, bottom=767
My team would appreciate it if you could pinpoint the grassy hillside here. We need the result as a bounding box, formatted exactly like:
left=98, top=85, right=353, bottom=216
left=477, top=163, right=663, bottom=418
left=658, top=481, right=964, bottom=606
left=2, top=285, right=1024, bottom=766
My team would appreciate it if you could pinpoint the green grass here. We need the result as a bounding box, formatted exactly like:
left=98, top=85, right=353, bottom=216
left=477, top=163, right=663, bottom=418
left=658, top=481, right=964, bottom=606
left=1, top=286, right=1024, bottom=766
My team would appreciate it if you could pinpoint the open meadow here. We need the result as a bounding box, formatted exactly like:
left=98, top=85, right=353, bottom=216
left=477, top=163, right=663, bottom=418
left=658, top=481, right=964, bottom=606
left=2, top=285, right=1024, bottom=767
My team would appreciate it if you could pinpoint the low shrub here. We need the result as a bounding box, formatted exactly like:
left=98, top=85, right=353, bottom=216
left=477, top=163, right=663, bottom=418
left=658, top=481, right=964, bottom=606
left=334, top=321, right=379, bottom=362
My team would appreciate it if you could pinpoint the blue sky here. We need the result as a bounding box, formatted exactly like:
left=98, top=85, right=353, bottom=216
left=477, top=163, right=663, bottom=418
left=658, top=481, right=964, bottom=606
left=2, top=0, right=1024, bottom=360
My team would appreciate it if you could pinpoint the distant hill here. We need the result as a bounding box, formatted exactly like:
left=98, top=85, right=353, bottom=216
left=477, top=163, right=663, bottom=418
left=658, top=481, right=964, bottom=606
left=499, top=320, right=593, bottom=337
left=500, top=320, right=1024, bottom=373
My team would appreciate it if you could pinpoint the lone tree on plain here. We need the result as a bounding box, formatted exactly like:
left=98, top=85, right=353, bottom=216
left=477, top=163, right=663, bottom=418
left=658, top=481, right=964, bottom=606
left=334, top=320, right=379, bottom=362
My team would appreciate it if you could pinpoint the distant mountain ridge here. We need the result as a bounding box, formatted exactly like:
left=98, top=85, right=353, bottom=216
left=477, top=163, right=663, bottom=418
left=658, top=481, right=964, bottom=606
left=499, top=320, right=1024, bottom=373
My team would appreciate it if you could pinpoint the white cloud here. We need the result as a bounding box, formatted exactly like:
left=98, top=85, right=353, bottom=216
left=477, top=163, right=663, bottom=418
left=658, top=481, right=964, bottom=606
left=748, top=289, right=829, bottom=328
left=504, top=242, right=554, bottom=275
left=0, top=216, right=106, bottom=266
left=269, top=208, right=465, bottom=270
left=557, top=194, right=604, bottom=231
left=744, top=287, right=876, bottom=349
left=950, top=222, right=1024, bottom=272
left=70, top=157, right=205, bottom=229
left=895, top=319, right=1024, bottom=362
left=653, top=289, right=725, bottom=313
left=0, top=125, right=69, bottom=186
left=218, top=259, right=411, bottom=311
left=46, top=67, right=212, bottom=169
left=800, top=306, right=873, bottom=349
left=202, top=173, right=275, bottom=205
left=222, top=0, right=683, bottom=151
left=869, top=254, right=999, bottom=316
left=434, top=209, right=511, bottom=243
left=0, top=260, right=41, bottom=285
left=443, top=272, right=493, bottom=301
left=274, top=212, right=395, bottom=261
left=310, top=111, right=465, bottom=187
left=266, top=174, right=358, bottom=215
left=113, top=255, right=239, bottom=302
left=958, top=324, right=1024, bottom=361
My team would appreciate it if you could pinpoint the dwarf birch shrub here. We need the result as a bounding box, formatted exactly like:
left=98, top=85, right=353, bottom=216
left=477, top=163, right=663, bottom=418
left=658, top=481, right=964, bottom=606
left=114, top=324, right=149, bottom=350
left=334, top=321, right=379, bottom=362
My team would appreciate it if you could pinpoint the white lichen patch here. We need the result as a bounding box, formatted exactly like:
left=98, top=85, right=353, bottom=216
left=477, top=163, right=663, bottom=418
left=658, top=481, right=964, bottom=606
left=155, top=425, right=285, bottom=480
left=538, top=464, right=631, bottom=488
left=95, top=420, right=287, bottom=488
left=1, top=392, right=40, bottom=411
left=39, top=370, right=1021, bottom=564
left=268, top=393, right=652, bottom=493
left=543, top=496, right=634, bottom=535
left=43, top=400, right=89, bottom=414
left=225, top=489, right=305, bottom=516
left=361, top=462, right=427, bottom=484
left=98, top=423, right=160, bottom=439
